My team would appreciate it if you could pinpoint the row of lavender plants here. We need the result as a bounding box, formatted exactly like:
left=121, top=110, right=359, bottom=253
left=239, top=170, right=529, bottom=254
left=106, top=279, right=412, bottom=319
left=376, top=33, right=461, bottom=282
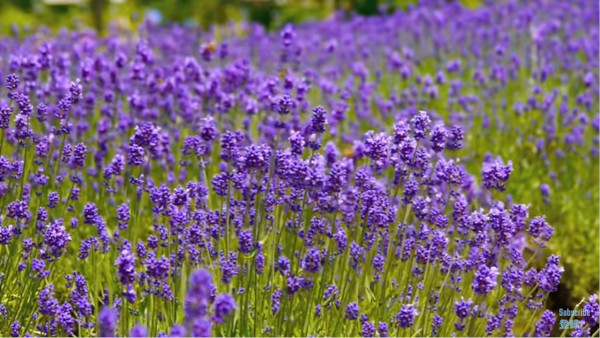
left=0, top=0, right=598, bottom=336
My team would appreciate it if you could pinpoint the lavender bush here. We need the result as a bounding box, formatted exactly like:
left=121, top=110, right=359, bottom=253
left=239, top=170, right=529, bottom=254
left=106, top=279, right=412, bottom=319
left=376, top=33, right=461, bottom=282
left=0, top=0, right=598, bottom=336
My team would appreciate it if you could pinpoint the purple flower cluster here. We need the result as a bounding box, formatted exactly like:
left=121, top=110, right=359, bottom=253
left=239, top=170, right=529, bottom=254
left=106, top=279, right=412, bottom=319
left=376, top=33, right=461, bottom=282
left=183, top=269, right=234, bottom=335
left=0, top=0, right=596, bottom=337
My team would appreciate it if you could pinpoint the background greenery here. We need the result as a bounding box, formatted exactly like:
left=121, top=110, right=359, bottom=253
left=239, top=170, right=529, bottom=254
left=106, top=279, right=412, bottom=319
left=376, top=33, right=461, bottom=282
left=0, top=0, right=482, bottom=35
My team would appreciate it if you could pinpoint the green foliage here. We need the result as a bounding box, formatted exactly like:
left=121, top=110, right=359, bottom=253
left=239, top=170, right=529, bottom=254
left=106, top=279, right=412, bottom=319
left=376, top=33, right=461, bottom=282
left=0, top=0, right=485, bottom=35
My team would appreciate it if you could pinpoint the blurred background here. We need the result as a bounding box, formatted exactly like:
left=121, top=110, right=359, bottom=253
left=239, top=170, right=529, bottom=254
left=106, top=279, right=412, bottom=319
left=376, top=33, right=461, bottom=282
left=0, top=0, right=481, bottom=34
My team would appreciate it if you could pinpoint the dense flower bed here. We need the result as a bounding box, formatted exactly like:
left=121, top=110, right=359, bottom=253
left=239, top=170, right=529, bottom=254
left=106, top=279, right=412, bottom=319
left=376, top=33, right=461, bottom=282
left=0, top=0, right=598, bottom=336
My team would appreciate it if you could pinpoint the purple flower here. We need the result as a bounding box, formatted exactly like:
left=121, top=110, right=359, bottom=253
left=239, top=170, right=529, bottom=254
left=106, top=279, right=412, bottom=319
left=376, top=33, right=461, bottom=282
left=323, top=285, right=338, bottom=301
left=211, top=173, right=229, bottom=197
left=39, top=285, right=59, bottom=316
left=278, top=256, right=290, bottom=276
left=289, top=130, right=306, bottom=155
left=534, top=310, right=555, bottom=337
left=287, top=275, right=301, bottom=295
left=537, top=255, right=563, bottom=293
left=0, top=105, right=13, bottom=129
left=199, top=117, right=217, bottom=141
left=70, top=79, right=83, bottom=103
left=43, top=219, right=72, bottom=258
left=378, top=322, right=389, bottom=337
left=32, top=259, right=47, bottom=275
left=315, top=304, right=322, bottom=317
left=7, top=200, right=30, bottom=220
left=185, top=269, right=214, bottom=319
left=0, top=10, right=589, bottom=338
left=0, top=225, right=13, bottom=245
left=98, top=306, right=118, bottom=337
left=238, top=230, right=253, bottom=254
left=399, top=138, right=417, bottom=162
left=219, top=257, right=238, bottom=284
left=117, top=203, right=130, bottom=223
left=350, top=241, right=363, bottom=268
left=528, top=217, right=554, bottom=242
left=71, top=143, right=87, bottom=168
left=482, top=158, right=513, bottom=191
left=127, top=144, right=145, bottom=166
left=115, top=249, right=136, bottom=285
left=395, top=304, right=418, bottom=328
left=169, top=324, right=186, bottom=337
left=277, top=94, right=293, bottom=115
left=362, top=321, right=376, bottom=337
left=373, top=254, right=385, bottom=273
left=501, top=266, right=524, bottom=294
left=540, top=183, right=550, bottom=197
left=393, top=121, right=411, bottom=144
left=472, top=265, right=498, bottom=295
left=430, top=124, right=446, bottom=152
left=411, top=111, right=431, bottom=140
left=10, top=320, right=20, bottom=337
left=583, top=294, right=599, bottom=326
left=301, top=247, right=322, bottom=273
left=310, top=106, right=328, bottom=134
left=255, top=252, right=265, bottom=274
left=6, top=74, right=19, bottom=90
left=58, top=96, right=72, bottom=113
left=454, top=298, right=473, bottom=319
left=192, top=318, right=212, bottom=337
left=271, top=289, right=282, bottom=314
left=238, top=144, right=271, bottom=172
left=57, top=303, right=75, bottom=335
left=212, top=293, right=236, bottom=323
left=445, top=125, right=464, bottom=150
left=83, top=203, right=99, bottom=224
left=486, top=315, right=501, bottom=335
left=432, top=315, right=443, bottom=335
left=571, top=327, right=591, bottom=337
left=364, top=131, right=390, bottom=167
left=130, top=324, right=148, bottom=337
left=220, top=130, right=243, bottom=161
left=333, top=226, right=347, bottom=253
left=281, top=24, right=295, bottom=47
left=345, top=302, right=360, bottom=320
left=584, top=72, right=594, bottom=87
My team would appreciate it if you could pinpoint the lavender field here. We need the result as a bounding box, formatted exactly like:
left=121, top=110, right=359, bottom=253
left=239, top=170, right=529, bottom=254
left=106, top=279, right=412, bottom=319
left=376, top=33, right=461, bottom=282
left=0, top=0, right=598, bottom=337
